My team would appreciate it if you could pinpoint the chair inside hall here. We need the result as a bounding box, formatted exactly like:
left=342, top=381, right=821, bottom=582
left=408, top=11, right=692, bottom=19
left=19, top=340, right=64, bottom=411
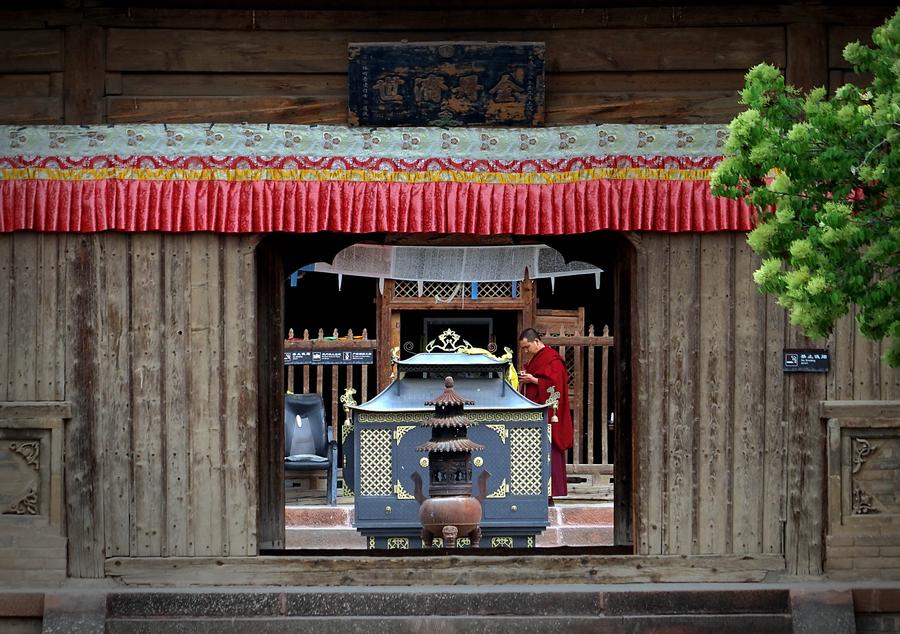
left=284, top=392, right=338, bottom=506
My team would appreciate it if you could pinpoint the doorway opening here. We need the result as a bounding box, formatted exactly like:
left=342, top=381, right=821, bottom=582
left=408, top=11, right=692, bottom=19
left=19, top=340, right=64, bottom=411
left=256, top=231, right=635, bottom=551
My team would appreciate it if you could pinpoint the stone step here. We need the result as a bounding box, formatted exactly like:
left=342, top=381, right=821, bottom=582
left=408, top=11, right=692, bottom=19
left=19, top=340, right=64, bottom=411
left=286, top=527, right=367, bottom=550
left=106, top=588, right=791, bottom=618
left=106, top=614, right=792, bottom=633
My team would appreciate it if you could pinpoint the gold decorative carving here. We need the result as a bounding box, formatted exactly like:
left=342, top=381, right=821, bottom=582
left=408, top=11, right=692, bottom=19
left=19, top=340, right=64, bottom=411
left=368, top=537, right=376, bottom=549
left=852, top=484, right=878, bottom=515
left=486, top=478, right=509, bottom=499
left=473, top=456, right=483, bottom=467
left=527, top=536, right=535, bottom=548
left=340, top=387, right=358, bottom=410
left=387, top=537, right=410, bottom=549
left=851, top=437, right=878, bottom=474
left=5, top=486, right=38, bottom=515
left=342, top=480, right=355, bottom=499
left=419, top=457, right=429, bottom=468
left=486, top=424, right=508, bottom=443
left=359, top=412, right=429, bottom=424
left=394, top=480, right=415, bottom=500
left=425, top=329, right=473, bottom=352
left=341, top=420, right=353, bottom=444
left=359, top=429, right=392, bottom=496
left=457, top=537, right=471, bottom=547
left=358, top=411, right=542, bottom=424
left=9, top=441, right=40, bottom=470
left=491, top=537, right=514, bottom=548
left=510, top=428, right=543, bottom=495
left=471, top=411, right=543, bottom=422
left=394, top=425, right=416, bottom=445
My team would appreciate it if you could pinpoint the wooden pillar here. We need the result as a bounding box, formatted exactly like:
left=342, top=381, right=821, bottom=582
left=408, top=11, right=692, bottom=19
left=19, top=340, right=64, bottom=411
left=64, top=23, right=105, bottom=124
left=64, top=235, right=105, bottom=576
left=786, top=22, right=828, bottom=92
left=256, top=242, right=284, bottom=550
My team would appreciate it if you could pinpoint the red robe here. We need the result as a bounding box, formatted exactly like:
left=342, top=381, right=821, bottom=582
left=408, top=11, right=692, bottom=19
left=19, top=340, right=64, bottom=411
left=522, top=345, right=573, bottom=497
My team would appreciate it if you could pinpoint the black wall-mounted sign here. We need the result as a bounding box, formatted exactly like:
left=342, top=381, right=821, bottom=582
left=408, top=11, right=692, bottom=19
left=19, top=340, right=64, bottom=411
left=284, top=350, right=374, bottom=366
left=783, top=349, right=830, bottom=373
left=348, top=41, right=545, bottom=127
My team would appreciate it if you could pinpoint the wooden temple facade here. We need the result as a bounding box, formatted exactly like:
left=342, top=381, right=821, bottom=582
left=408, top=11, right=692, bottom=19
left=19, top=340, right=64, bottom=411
left=0, top=1, right=899, bottom=590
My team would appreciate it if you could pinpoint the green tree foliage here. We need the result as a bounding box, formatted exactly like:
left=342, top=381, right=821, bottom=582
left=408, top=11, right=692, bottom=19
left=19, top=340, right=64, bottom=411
left=712, top=10, right=900, bottom=367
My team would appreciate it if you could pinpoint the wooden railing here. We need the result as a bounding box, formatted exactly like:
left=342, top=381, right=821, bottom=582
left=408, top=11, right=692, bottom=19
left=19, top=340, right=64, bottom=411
left=284, top=328, right=377, bottom=445
left=542, top=324, right=615, bottom=498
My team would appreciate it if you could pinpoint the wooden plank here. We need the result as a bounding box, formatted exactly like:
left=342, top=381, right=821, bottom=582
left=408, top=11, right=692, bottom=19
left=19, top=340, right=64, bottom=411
left=106, top=27, right=784, bottom=74
left=546, top=92, right=742, bottom=125
left=100, top=234, right=132, bottom=559
left=0, top=30, right=63, bottom=73
left=64, top=234, right=104, bottom=577
left=107, top=96, right=345, bottom=124
left=542, top=334, right=615, bottom=347
left=0, top=97, right=63, bottom=124
left=786, top=22, right=828, bottom=91
left=316, top=365, right=324, bottom=397
left=829, top=311, right=854, bottom=400
left=762, top=293, right=786, bottom=555
left=852, top=317, right=880, bottom=401
left=730, top=238, right=766, bottom=554
left=91, top=8, right=255, bottom=30
left=162, top=234, right=190, bottom=556
left=189, top=233, right=224, bottom=555
left=639, top=234, right=668, bottom=555
left=222, top=236, right=255, bottom=555
left=548, top=70, right=745, bottom=94
left=9, top=234, right=37, bottom=400
left=250, top=6, right=893, bottom=30
left=118, top=73, right=346, bottom=97
left=238, top=236, right=259, bottom=554
left=130, top=234, right=164, bottom=556
left=0, top=236, right=10, bottom=402
left=286, top=364, right=295, bottom=393
left=303, top=364, right=310, bottom=394
left=697, top=233, right=732, bottom=554
left=829, top=26, right=876, bottom=70
left=285, top=338, right=377, bottom=351
left=34, top=235, right=64, bottom=400
left=819, top=401, right=900, bottom=419
left=0, top=74, right=53, bottom=97
left=63, top=24, right=105, bottom=124
left=666, top=234, right=700, bottom=555
left=106, top=553, right=787, bottom=587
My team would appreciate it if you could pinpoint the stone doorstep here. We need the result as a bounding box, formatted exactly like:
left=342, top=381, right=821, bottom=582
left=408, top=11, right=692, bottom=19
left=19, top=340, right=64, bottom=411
left=285, top=503, right=615, bottom=548
left=284, top=503, right=614, bottom=529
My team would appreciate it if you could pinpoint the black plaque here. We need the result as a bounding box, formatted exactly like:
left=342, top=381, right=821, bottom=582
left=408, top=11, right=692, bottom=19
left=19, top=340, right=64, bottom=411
left=284, top=350, right=374, bottom=365
left=783, top=349, right=830, bottom=373
left=348, top=41, right=545, bottom=127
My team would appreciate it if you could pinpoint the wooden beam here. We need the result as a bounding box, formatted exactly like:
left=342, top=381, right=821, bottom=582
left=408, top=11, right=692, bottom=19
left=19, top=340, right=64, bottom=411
left=0, top=401, right=73, bottom=418
left=106, top=553, right=786, bottom=586
left=819, top=400, right=900, bottom=419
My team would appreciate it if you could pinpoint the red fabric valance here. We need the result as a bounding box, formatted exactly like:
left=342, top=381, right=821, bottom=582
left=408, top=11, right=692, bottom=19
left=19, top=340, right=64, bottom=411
left=0, top=178, right=751, bottom=234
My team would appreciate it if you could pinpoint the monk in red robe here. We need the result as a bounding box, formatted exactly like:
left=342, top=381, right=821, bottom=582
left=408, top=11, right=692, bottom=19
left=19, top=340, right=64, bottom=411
left=518, top=328, right=573, bottom=501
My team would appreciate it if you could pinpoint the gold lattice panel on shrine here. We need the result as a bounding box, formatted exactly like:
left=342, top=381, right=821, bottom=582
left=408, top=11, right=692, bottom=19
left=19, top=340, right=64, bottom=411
left=359, top=429, right=392, bottom=496
left=509, top=428, right=543, bottom=495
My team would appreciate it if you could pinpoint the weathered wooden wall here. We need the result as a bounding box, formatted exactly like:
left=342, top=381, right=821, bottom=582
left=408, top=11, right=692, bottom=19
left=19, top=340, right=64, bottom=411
left=633, top=232, right=899, bottom=575
left=0, top=232, right=259, bottom=576
left=0, top=4, right=893, bottom=126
